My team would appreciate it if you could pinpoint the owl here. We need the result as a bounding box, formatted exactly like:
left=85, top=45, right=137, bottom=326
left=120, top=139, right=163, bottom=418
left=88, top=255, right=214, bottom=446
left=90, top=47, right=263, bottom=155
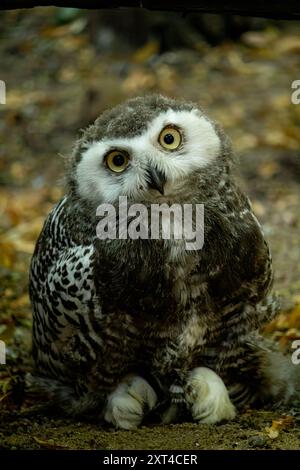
left=29, top=94, right=299, bottom=429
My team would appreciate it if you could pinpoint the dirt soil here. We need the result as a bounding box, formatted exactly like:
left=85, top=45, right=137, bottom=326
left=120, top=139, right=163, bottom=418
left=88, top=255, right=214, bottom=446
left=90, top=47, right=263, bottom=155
left=0, top=411, right=300, bottom=450
left=0, top=8, right=300, bottom=450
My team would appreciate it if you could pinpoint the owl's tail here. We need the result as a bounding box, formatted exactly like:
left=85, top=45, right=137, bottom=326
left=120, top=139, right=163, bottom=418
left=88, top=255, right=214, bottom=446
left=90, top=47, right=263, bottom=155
left=228, top=335, right=300, bottom=409
left=258, top=348, right=300, bottom=406
left=25, top=373, right=105, bottom=417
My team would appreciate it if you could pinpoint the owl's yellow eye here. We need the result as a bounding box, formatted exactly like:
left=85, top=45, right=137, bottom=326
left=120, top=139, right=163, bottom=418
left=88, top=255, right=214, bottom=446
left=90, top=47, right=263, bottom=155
left=105, top=150, right=129, bottom=173
left=158, top=126, right=182, bottom=150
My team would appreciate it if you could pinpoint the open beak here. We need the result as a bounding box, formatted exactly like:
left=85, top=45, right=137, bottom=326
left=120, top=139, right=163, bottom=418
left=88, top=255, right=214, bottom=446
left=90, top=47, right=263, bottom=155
left=147, top=167, right=166, bottom=195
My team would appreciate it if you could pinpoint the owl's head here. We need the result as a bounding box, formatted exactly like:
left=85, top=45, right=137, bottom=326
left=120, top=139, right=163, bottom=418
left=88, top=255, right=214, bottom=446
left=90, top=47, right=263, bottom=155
left=68, top=95, right=232, bottom=205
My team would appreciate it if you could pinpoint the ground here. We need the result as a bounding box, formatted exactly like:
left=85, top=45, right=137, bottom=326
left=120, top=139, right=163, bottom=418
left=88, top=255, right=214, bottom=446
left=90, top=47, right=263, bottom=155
left=0, top=8, right=300, bottom=450
left=0, top=411, right=299, bottom=450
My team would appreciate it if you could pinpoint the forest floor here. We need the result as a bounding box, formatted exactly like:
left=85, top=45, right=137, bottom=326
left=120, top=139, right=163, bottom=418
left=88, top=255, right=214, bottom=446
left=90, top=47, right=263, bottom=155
left=0, top=8, right=300, bottom=450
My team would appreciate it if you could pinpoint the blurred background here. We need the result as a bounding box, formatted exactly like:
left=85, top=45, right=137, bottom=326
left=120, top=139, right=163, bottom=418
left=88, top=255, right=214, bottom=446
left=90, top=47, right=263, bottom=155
left=0, top=6, right=300, bottom=438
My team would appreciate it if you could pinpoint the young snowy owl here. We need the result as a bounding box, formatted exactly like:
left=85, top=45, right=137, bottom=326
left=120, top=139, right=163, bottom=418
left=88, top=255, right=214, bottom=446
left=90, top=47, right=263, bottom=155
left=29, top=94, right=299, bottom=429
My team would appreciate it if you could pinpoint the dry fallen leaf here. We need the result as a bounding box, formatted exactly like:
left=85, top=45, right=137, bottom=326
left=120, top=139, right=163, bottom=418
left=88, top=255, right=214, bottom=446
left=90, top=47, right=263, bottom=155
left=33, top=436, right=68, bottom=450
left=241, top=30, right=278, bottom=49
left=265, top=427, right=279, bottom=439
left=0, top=241, right=17, bottom=268
left=276, top=35, right=300, bottom=54
left=265, top=416, right=294, bottom=439
left=132, top=40, right=159, bottom=63
left=9, top=294, right=30, bottom=310
left=288, top=305, right=300, bottom=329
left=122, top=69, right=156, bottom=94
left=258, top=161, right=280, bottom=179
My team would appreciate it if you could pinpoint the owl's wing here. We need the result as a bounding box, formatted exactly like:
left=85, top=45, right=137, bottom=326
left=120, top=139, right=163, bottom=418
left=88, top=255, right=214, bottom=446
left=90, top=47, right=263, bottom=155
left=202, top=201, right=277, bottom=330
left=196, top=199, right=280, bottom=403
left=29, top=197, right=101, bottom=381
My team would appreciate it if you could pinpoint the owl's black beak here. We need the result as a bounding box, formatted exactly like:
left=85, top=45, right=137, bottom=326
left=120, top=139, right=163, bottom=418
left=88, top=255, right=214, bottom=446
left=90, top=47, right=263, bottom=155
left=147, top=167, right=166, bottom=195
